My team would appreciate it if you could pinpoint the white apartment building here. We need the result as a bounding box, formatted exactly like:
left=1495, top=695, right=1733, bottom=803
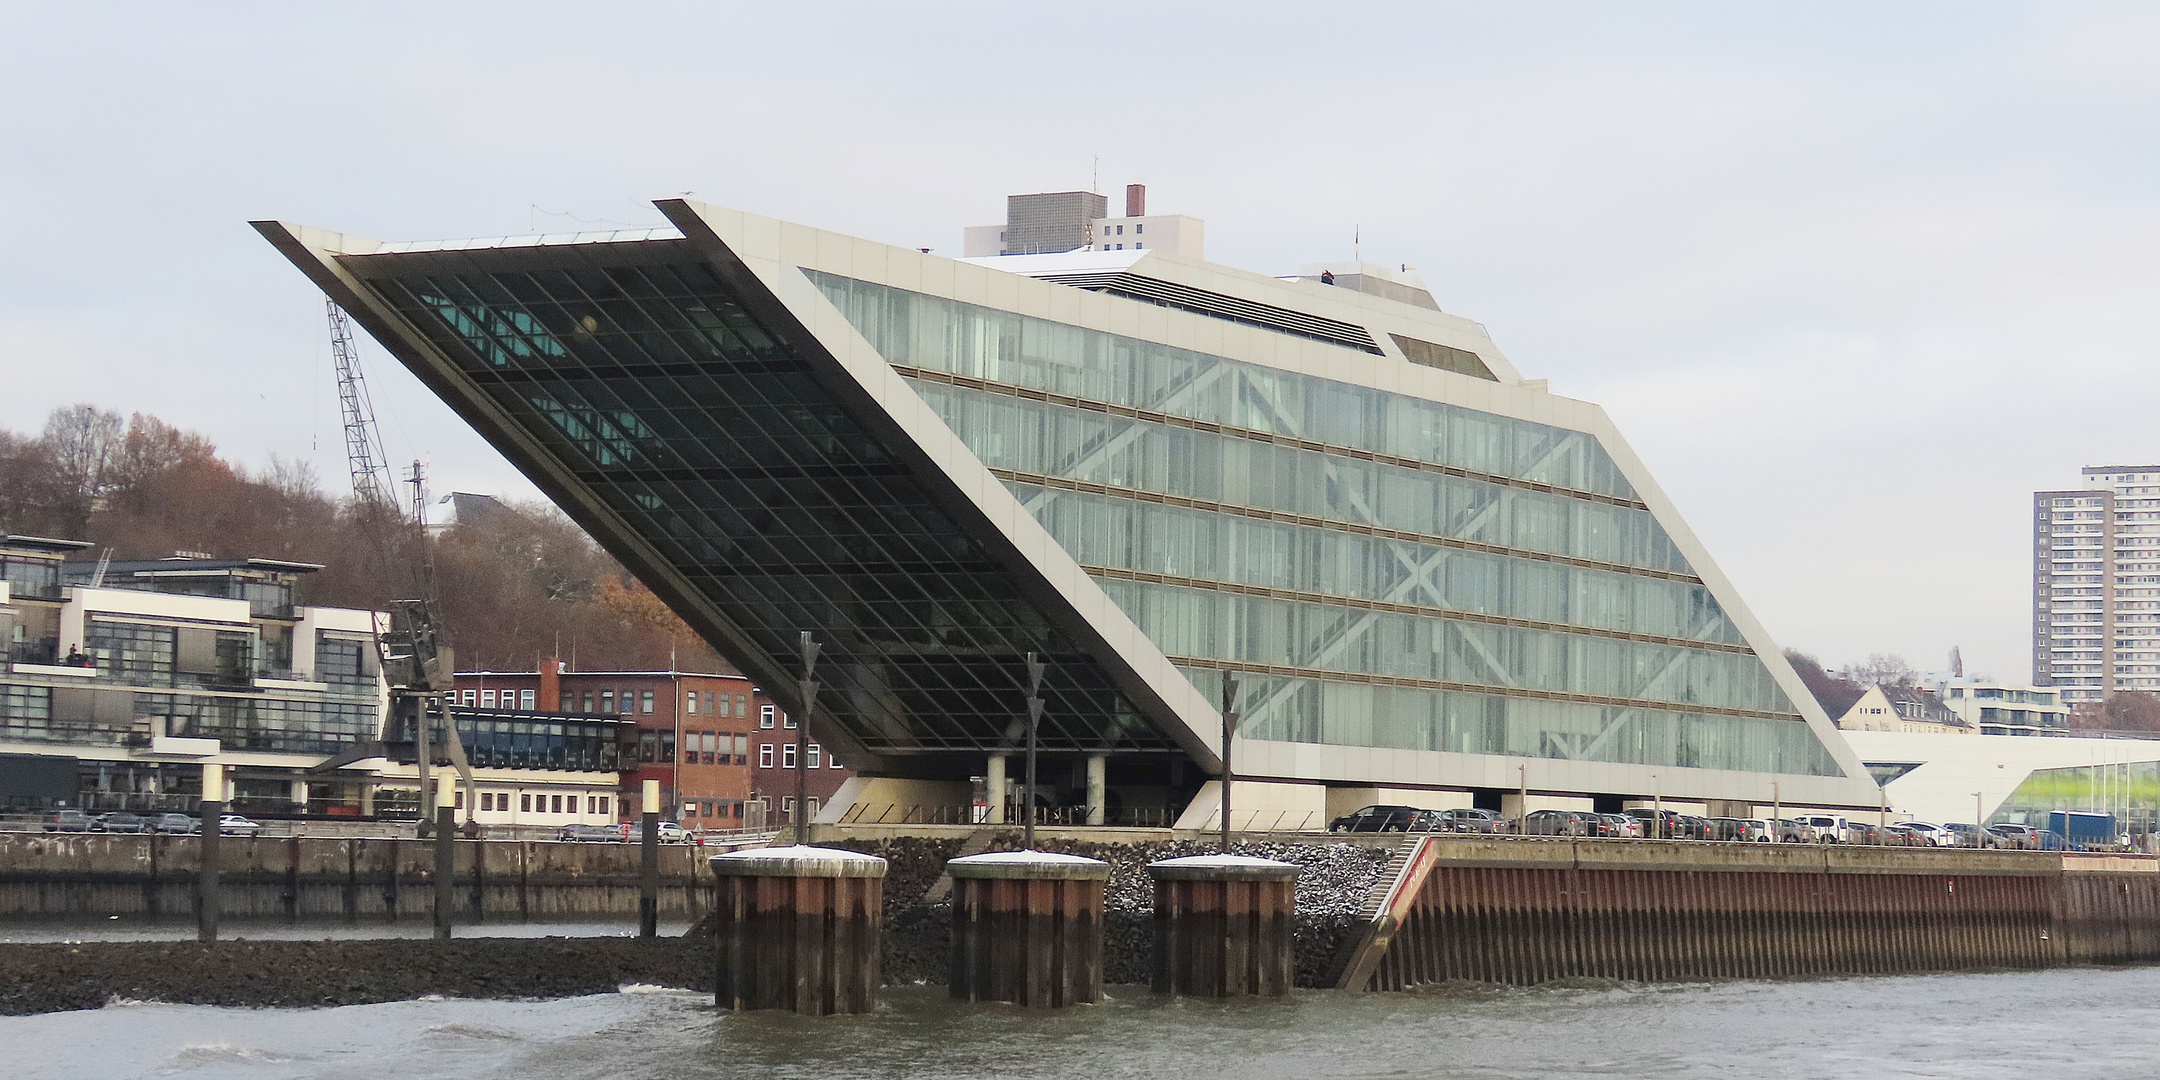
left=1926, top=677, right=2068, bottom=736
left=2033, top=466, right=2160, bottom=702
left=963, top=184, right=1204, bottom=259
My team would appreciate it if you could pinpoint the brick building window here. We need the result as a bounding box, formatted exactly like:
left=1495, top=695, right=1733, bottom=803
left=782, top=744, right=797, bottom=769
left=807, top=744, right=821, bottom=769
left=520, top=689, right=536, bottom=710
left=640, top=691, right=654, bottom=714
left=759, top=744, right=773, bottom=768
left=759, top=704, right=775, bottom=729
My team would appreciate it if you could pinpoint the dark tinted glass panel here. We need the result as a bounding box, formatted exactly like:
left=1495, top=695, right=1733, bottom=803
left=359, top=243, right=1171, bottom=756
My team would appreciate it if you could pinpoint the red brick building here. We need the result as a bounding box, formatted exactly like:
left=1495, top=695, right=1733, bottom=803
left=747, top=701, right=854, bottom=827
left=453, top=660, right=855, bottom=830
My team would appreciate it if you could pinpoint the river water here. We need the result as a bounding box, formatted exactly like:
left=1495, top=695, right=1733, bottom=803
left=8, top=967, right=2155, bottom=1080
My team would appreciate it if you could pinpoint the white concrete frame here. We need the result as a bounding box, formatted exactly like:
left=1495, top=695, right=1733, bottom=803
left=258, top=199, right=1882, bottom=810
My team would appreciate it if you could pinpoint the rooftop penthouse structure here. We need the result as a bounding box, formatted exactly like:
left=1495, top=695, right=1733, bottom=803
left=255, top=194, right=1881, bottom=822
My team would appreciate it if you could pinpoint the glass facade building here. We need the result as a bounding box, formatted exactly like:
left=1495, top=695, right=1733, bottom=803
left=260, top=200, right=1878, bottom=810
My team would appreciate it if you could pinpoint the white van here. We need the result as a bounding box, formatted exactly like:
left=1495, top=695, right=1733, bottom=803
left=1798, top=814, right=1852, bottom=843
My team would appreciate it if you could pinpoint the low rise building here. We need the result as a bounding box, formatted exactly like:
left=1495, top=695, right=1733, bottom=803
left=749, top=703, right=852, bottom=827
left=0, top=538, right=383, bottom=815
left=1834, top=685, right=1971, bottom=735
left=1926, top=677, right=2069, bottom=736
left=456, top=663, right=793, bottom=828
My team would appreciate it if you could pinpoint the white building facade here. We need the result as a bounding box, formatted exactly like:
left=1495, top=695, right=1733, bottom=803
left=259, top=194, right=1884, bottom=824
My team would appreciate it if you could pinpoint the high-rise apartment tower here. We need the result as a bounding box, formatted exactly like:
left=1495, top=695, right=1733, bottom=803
left=2033, top=466, right=2160, bottom=702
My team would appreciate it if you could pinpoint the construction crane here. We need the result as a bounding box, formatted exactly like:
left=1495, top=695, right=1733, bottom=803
left=324, top=299, right=474, bottom=831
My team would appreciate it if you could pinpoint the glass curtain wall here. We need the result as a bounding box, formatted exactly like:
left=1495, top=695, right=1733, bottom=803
left=814, top=273, right=1844, bottom=778
left=353, top=241, right=1174, bottom=758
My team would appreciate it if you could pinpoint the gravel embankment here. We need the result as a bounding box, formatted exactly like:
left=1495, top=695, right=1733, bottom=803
left=829, top=835, right=1390, bottom=987
left=0, top=938, right=714, bottom=1016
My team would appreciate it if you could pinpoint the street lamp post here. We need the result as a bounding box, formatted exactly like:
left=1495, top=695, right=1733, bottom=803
left=1024, top=652, right=1044, bottom=851
left=1220, top=672, right=1238, bottom=854
left=795, top=632, right=820, bottom=848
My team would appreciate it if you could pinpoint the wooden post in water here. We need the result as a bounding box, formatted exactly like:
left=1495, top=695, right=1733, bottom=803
left=433, top=772, right=455, bottom=940
left=948, top=851, right=1109, bottom=1007
left=710, top=846, right=887, bottom=1014
left=1148, top=854, right=1299, bottom=997
left=639, top=778, right=660, bottom=939
left=196, top=762, right=223, bottom=943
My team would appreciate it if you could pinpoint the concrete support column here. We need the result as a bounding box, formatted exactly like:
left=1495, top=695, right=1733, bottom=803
left=289, top=779, right=309, bottom=810
left=985, top=755, right=1007, bottom=825
left=1085, top=754, right=1107, bottom=826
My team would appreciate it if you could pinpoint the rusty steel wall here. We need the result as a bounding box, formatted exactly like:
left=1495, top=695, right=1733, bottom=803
left=1151, top=876, right=1296, bottom=998
left=949, top=877, right=1105, bottom=1007
left=1359, top=840, right=2160, bottom=990
left=715, top=873, right=883, bottom=1014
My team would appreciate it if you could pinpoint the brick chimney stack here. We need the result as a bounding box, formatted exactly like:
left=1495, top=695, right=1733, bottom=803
left=539, top=657, right=561, bottom=712
left=1126, top=183, right=1145, bottom=217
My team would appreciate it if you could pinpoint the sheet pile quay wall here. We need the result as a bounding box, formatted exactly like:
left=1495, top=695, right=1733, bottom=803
left=0, top=833, right=713, bottom=923
left=1348, top=838, right=2160, bottom=989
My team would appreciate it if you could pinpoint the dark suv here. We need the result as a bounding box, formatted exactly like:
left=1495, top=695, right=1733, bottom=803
left=1624, top=807, right=1685, bottom=839
left=1328, top=805, right=1436, bottom=833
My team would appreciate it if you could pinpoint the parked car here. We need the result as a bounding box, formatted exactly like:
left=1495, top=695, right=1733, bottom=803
left=1596, top=813, right=1643, bottom=838
left=1439, top=808, right=1510, bottom=834
left=1677, top=815, right=1714, bottom=841
left=216, top=814, right=260, bottom=837
left=1798, top=814, right=1851, bottom=843
left=655, top=820, right=687, bottom=843
left=1943, top=822, right=1992, bottom=848
left=153, top=813, right=199, bottom=834
left=93, top=812, right=149, bottom=834
left=1523, top=809, right=1596, bottom=836
left=1729, top=818, right=1777, bottom=843
left=1988, top=824, right=2042, bottom=850
left=1624, top=807, right=1685, bottom=839
left=1772, top=819, right=1815, bottom=843
left=1328, top=805, right=1434, bottom=833
left=1894, top=821, right=1957, bottom=847
left=556, top=823, right=622, bottom=843
left=43, top=809, right=91, bottom=832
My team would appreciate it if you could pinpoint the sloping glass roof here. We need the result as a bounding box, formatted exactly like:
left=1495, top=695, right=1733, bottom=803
left=341, top=240, right=1175, bottom=759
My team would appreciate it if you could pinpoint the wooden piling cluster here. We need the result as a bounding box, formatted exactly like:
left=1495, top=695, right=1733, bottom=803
left=709, top=846, right=886, bottom=1015
left=1148, top=855, right=1299, bottom=998
left=948, top=851, right=1108, bottom=1008
left=1342, top=838, right=2160, bottom=990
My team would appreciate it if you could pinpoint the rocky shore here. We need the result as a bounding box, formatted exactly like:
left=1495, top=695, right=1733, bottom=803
left=0, top=938, right=717, bottom=1016
left=828, top=835, right=1389, bottom=988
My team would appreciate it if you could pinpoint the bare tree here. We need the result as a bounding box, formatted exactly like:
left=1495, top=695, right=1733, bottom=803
left=1842, top=653, right=1919, bottom=689
left=40, top=404, right=125, bottom=536
left=2103, top=691, right=2160, bottom=733
left=1785, top=649, right=1868, bottom=717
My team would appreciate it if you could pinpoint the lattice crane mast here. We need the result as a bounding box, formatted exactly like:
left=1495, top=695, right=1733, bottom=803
left=326, top=300, right=473, bottom=828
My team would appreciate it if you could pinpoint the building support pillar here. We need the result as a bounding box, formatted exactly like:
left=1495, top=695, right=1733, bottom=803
left=1085, top=754, right=1107, bottom=826
left=985, top=755, right=1007, bottom=825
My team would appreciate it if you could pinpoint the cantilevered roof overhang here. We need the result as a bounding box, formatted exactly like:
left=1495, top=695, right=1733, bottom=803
left=253, top=205, right=1234, bottom=778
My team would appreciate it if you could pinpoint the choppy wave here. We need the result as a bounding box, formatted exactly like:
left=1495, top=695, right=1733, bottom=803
left=169, top=1042, right=298, bottom=1065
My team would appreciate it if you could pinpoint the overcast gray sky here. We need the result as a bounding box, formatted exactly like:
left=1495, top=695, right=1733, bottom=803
left=4, top=3, right=2154, bottom=681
